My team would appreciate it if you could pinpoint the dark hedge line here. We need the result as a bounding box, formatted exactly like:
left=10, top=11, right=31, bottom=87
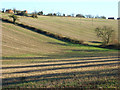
left=1, top=18, right=84, bottom=45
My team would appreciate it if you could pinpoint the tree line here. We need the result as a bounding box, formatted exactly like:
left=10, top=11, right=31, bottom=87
left=1, top=8, right=106, bottom=19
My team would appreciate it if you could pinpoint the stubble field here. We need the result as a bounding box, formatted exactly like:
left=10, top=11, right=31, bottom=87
left=1, top=13, right=119, bottom=88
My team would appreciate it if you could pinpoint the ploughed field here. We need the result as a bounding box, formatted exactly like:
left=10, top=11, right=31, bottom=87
left=1, top=13, right=119, bottom=88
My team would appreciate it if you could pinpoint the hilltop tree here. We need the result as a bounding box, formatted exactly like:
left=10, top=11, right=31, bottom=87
left=32, top=11, right=38, bottom=18
left=100, top=16, right=106, bottom=19
left=76, top=14, right=85, bottom=18
left=67, top=15, right=71, bottom=17
left=13, top=8, right=16, bottom=13
left=53, top=13, right=57, bottom=16
left=71, top=13, right=74, bottom=17
left=56, top=12, right=61, bottom=16
left=63, top=14, right=65, bottom=16
left=95, top=26, right=114, bottom=45
left=2, top=8, right=5, bottom=13
left=95, top=15, right=106, bottom=19
left=85, top=14, right=93, bottom=18
left=38, top=11, right=43, bottom=15
left=9, top=14, right=18, bottom=24
left=46, top=13, right=53, bottom=16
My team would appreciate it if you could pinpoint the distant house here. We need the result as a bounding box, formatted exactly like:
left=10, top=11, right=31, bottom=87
left=117, top=17, right=120, bottom=20
left=108, top=17, right=114, bottom=20
left=6, top=9, right=14, bottom=13
left=24, top=10, right=28, bottom=13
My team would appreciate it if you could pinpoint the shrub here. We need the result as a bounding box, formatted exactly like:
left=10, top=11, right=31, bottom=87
left=9, top=14, right=18, bottom=24
left=46, top=13, right=53, bottom=16
left=20, top=11, right=28, bottom=16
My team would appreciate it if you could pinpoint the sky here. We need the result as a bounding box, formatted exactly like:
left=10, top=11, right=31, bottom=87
left=1, top=0, right=119, bottom=19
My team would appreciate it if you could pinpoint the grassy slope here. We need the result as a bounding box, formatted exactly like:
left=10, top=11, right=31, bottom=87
left=2, top=22, right=67, bottom=57
left=19, top=15, right=118, bottom=43
left=1, top=13, right=118, bottom=44
left=2, top=21, right=118, bottom=58
left=1, top=13, right=118, bottom=58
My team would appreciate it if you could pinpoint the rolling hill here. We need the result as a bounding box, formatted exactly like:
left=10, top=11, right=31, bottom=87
left=1, top=13, right=118, bottom=44
left=2, top=21, right=118, bottom=58
left=1, top=13, right=119, bottom=88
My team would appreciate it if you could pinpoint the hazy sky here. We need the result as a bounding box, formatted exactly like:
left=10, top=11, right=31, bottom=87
left=1, top=0, right=119, bottom=18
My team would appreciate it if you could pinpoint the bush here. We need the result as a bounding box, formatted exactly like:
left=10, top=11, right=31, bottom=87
left=9, top=14, right=18, bottom=24
left=46, top=13, right=53, bottom=16
left=20, top=11, right=28, bottom=16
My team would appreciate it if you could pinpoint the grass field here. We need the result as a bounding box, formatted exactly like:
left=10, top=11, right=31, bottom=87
left=1, top=13, right=119, bottom=89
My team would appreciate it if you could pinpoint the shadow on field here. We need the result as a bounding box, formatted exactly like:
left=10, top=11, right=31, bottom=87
left=2, top=57, right=119, bottom=87
left=2, top=68, right=119, bottom=87
left=71, top=49, right=103, bottom=52
left=2, top=58, right=119, bottom=69
left=3, top=59, right=119, bottom=74
left=88, top=41, right=102, bottom=44
left=47, top=42, right=68, bottom=46
left=2, top=56, right=51, bottom=60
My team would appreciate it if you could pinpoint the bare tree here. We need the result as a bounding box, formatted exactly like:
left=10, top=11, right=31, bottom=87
left=32, top=11, right=38, bottom=18
left=13, top=8, right=16, bottom=13
left=56, top=12, right=61, bottom=16
left=95, top=26, right=114, bottom=45
left=100, top=16, right=106, bottom=19
left=71, top=13, right=74, bottom=17
left=2, top=8, right=5, bottom=13
left=38, top=11, right=43, bottom=15
left=85, top=14, right=93, bottom=18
